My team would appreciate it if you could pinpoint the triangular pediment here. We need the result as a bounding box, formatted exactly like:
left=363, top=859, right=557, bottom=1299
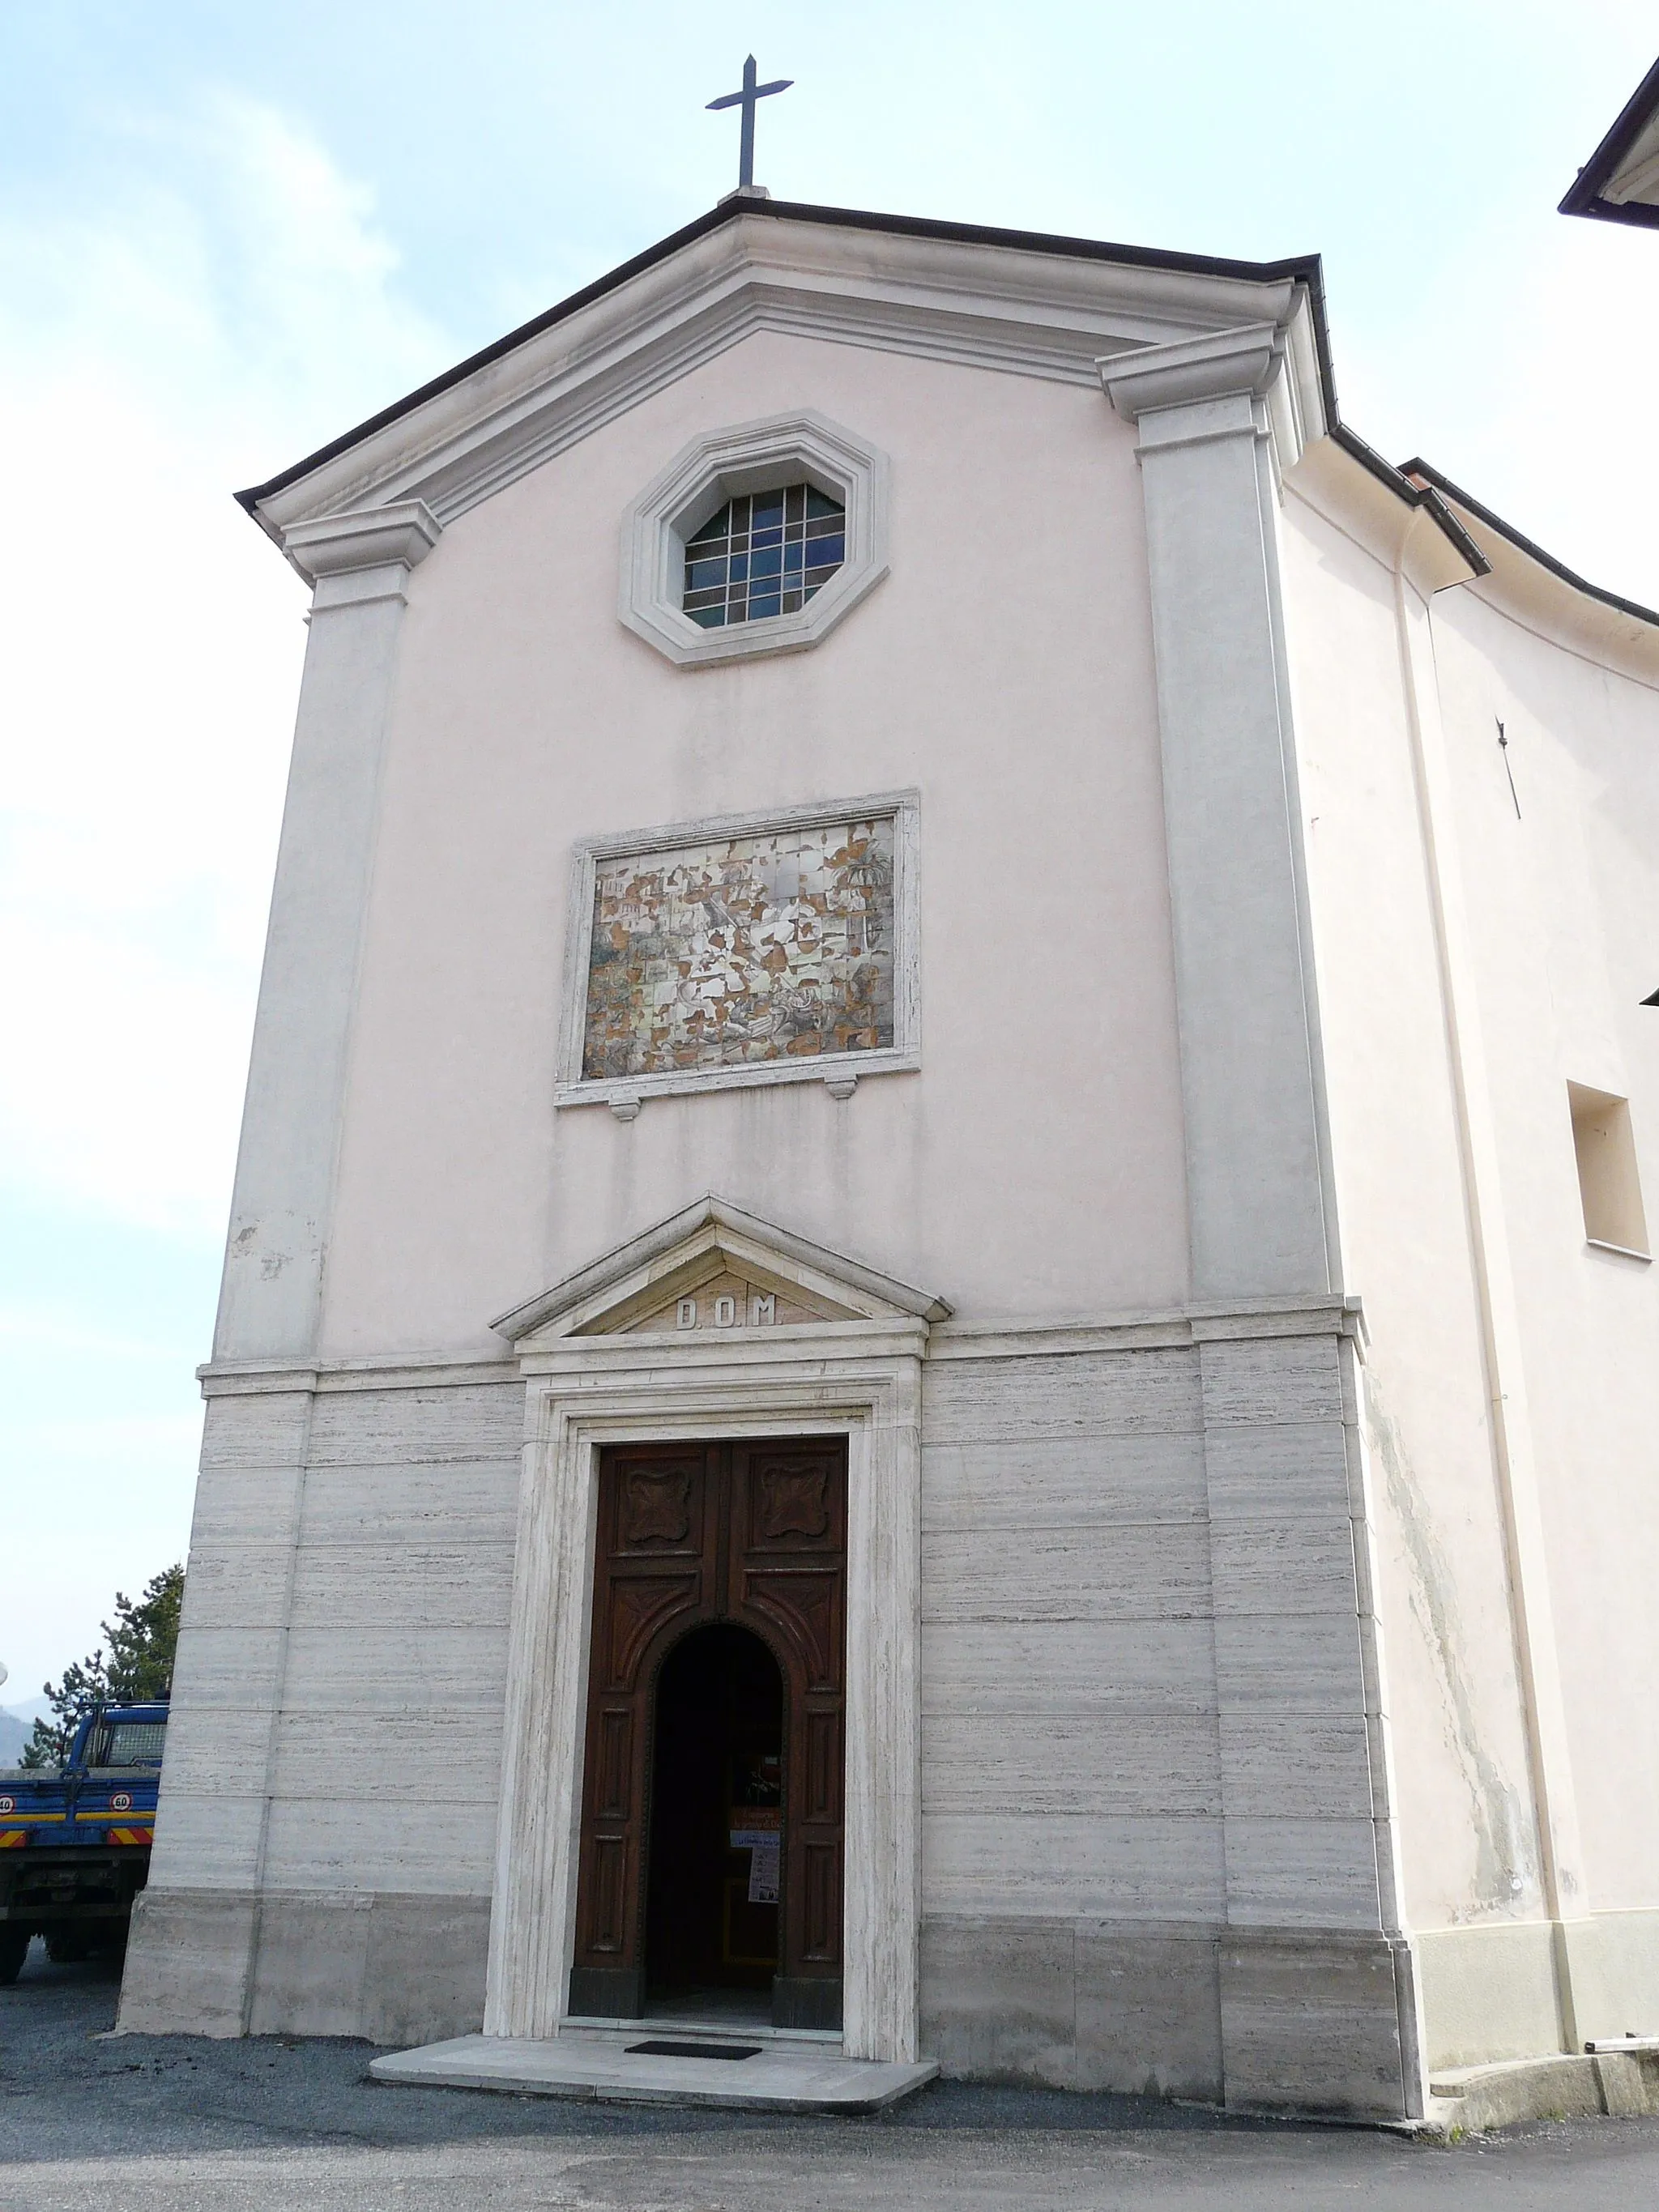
left=489, top=1194, right=949, bottom=1349
left=240, top=201, right=1326, bottom=565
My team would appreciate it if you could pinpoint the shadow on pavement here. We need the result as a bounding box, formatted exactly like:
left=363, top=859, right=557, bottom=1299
left=0, top=1939, right=1294, bottom=2164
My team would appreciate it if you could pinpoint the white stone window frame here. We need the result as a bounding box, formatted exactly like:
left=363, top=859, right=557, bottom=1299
left=556, top=791, right=921, bottom=1110
left=617, top=410, right=891, bottom=667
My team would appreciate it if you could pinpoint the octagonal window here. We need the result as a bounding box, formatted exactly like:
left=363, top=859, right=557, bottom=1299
left=620, top=411, right=888, bottom=667
left=683, top=484, right=846, bottom=629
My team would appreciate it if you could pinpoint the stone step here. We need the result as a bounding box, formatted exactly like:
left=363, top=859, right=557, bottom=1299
left=369, top=2031, right=939, bottom=2114
left=1424, top=2048, right=1659, bottom=2135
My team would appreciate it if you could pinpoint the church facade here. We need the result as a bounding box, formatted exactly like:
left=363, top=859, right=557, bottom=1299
left=119, top=196, right=1659, bottom=2121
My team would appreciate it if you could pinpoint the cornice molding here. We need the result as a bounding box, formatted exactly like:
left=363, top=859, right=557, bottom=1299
left=281, top=499, right=442, bottom=607
left=1098, top=322, right=1282, bottom=418
left=245, top=215, right=1310, bottom=543
left=1098, top=319, right=1322, bottom=477
left=190, top=1288, right=1365, bottom=1396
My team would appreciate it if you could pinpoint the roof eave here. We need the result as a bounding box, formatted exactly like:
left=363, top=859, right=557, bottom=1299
left=1400, top=457, right=1659, bottom=630
left=1559, top=54, right=1659, bottom=224
left=233, top=194, right=1329, bottom=518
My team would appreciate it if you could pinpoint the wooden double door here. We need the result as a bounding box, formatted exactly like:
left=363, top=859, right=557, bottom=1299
left=569, top=1436, right=847, bottom=2031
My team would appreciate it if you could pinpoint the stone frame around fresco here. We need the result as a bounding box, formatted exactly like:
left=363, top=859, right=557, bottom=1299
left=555, top=790, right=922, bottom=1110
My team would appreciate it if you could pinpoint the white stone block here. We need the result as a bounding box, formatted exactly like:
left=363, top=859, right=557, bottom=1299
left=1201, top=1421, right=1354, bottom=1520
left=923, top=1621, right=1216, bottom=1716
left=177, top=1546, right=298, bottom=1631
left=923, top=1711, right=1219, bottom=1815
left=261, top=1796, right=498, bottom=1892
left=147, top=1792, right=267, bottom=1888
left=167, top=1626, right=288, bottom=1708
left=188, top=1462, right=305, bottom=1548
left=1211, top=1612, right=1368, bottom=1712
left=297, top=1460, right=519, bottom=1545
left=1207, top=1516, right=1359, bottom=1617
left=199, top=1392, right=313, bottom=1468
left=922, top=1432, right=1207, bottom=1530
left=923, top=1523, right=1209, bottom=1622
left=1221, top=1818, right=1384, bottom=1928
left=156, top=1705, right=275, bottom=1797
left=280, top=1626, right=510, bottom=1711
left=303, top=1384, right=524, bottom=1466
left=923, top=1350, right=1201, bottom=1445
left=1198, top=1338, right=1344, bottom=1428
left=287, top=1542, right=516, bottom=1630
left=272, top=1710, right=505, bottom=1799
left=924, top=1812, right=1226, bottom=1919
left=1218, top=1714, right=1375, bottom=1819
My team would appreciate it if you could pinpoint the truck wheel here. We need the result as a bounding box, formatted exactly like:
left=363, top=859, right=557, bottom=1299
left=0, top=1929, right=28, bottom=1986
left=44, top=1928, right=92, bottom=1966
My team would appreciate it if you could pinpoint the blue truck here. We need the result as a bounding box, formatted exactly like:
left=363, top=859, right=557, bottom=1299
left=0, top=1703, right=168, bottom=1983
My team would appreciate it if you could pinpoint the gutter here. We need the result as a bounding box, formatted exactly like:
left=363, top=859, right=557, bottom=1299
left=1400, top=458, right=1659, bottom=629
left=1559, top=54, right=1659, bottom=229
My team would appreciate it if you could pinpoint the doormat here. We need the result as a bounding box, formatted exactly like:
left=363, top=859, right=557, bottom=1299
left=625, top=2039, right=762, bottom=2061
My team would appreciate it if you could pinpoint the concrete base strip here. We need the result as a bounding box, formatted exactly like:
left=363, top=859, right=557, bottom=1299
left=369, top=2031, right=939, bottom=2113
left=1426, top=2049, right=1659, bottom=2135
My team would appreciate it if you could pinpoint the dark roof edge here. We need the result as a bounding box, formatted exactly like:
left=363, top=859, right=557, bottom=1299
left=235, top=198, right=740, bottom=516
left=1328, top=424, right=1490, bottom=577
left=235, top=192, right=1638, bottom=618
left=233, top=194, right=1328, bottom=514
left=1400, top=458, right=1659, bottom=629
left=1559, top=53, right=1659, bottom=222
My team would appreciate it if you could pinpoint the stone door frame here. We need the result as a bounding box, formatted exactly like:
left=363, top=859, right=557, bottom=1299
left=482, top=1335, right=925, bottom=2061
left=570, top=1434, right=850, bottom=2025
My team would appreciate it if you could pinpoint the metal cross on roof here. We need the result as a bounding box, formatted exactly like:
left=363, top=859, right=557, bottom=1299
left=706, top=54, right=792, bottom=191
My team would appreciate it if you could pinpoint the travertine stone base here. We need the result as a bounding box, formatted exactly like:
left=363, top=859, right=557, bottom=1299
left=921, top=1917, right=1222, bottom=2095
left=118, top=1888, right=489, bottom=2044
left=921, top=1916, right=1414, bottom=2116
left=1218, top=1929, right=1415, bottom=2119
left=117, top=1889, right=261, bottom=2039
left=142, top=1309, right=1427, bottom=2113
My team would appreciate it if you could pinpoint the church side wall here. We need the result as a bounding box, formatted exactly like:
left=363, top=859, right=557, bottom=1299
left=1278, top=473, right=1659, bottom=2069
left=1419, top=584, right=1659, bottom=2048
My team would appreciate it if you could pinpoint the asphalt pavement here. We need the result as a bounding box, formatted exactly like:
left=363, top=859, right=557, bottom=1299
left=5, top=1939, right=1659, bottom=2210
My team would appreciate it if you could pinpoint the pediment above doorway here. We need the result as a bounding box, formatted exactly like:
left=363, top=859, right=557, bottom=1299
left=489, top=1194, right=951, bottom=1352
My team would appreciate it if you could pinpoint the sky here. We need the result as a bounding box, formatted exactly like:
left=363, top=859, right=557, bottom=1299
left=2, top=2, right=1656, bottom=1702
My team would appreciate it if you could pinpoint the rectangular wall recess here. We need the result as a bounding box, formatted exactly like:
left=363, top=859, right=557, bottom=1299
left=1567, top=1083, right=1649, bottom=1258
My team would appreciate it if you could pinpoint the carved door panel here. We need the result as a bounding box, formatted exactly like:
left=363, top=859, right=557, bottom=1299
left=569, top=1437, right=847, bottom=2028
left=730, top=1438, right=847, bottom=2031
left=570, top=1442, right=718, bottom=2018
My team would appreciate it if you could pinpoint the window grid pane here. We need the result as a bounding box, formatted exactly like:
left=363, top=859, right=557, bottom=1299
left=683, top=484, right=846, bottom=629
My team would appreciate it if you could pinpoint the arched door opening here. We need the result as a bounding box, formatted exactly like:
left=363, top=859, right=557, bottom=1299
left=569, top=1437, right=846, bottom=2031
left=645, top=1622, right=783, bottom=2008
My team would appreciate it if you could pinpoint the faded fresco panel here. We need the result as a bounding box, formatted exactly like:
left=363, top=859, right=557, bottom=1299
left=582, top=817, right=895, bottom=1080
